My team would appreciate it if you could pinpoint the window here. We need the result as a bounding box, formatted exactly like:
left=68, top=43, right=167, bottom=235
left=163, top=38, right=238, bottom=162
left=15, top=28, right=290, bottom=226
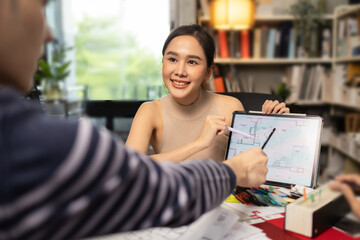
left=62, top=0, right=170, bottom=100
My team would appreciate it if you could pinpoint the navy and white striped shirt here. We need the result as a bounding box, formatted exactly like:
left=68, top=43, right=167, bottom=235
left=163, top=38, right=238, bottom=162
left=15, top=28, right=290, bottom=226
left=0, top=87, right=236, bottom=240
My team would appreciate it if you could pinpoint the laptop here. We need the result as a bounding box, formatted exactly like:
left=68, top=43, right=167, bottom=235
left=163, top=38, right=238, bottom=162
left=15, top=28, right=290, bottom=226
left=225, top=111, right=323, bottom=188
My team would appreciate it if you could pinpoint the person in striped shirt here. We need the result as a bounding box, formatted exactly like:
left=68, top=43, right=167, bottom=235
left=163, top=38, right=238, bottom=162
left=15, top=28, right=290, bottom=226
left=0, top=0, right=268, bottom=239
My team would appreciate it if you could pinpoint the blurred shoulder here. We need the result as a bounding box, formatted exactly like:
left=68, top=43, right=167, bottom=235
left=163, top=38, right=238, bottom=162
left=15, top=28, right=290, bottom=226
left=136, top=99, right=162, bottom=117
left=212, top=92, right=244, bottom=110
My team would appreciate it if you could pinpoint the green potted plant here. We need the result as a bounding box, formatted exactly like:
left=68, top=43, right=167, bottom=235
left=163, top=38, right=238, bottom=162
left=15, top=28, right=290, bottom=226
left=35, top=44, right=72, bottom=100
left=289, top=0, right=325, bottom=58
left=271, top=82, right=291, bottom=102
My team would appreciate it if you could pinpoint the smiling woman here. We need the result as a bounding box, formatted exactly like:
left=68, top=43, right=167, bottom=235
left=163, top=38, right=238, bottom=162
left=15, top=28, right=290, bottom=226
left=125, top=25, right=244, bottom=162
left=125, top=24, right=290, bottom=163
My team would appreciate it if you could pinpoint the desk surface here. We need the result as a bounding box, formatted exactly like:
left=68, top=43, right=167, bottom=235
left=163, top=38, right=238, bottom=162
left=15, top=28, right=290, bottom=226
left=85, top=203, right=357, bottom=240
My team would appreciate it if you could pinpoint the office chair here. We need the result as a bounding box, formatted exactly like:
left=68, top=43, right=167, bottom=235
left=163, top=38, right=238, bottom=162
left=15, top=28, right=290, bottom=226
left=85, top=100, right=147, bottom=131
left=218, top=92, right=284, bottom=112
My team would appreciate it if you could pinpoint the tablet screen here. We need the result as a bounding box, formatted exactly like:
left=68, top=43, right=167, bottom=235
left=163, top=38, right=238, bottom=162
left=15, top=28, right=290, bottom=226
left=225, top=112, right=323, bottom=188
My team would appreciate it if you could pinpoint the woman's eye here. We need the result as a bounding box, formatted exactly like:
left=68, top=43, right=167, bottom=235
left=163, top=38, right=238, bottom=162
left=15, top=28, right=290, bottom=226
left=168, top=57, right=177, bottom=62
left=188, top=60, right=198, bottom=65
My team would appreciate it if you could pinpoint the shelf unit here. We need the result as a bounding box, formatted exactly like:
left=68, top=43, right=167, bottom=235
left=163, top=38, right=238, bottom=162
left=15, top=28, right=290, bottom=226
left=323, top=4, right=360, bottom=176
left=199, top=8, right=334, bottom=98
left=197, top=2, right=360, bottom=177
left=215, top=58, right=332, bottom=65
left=199, top=14, right=334, bottom=25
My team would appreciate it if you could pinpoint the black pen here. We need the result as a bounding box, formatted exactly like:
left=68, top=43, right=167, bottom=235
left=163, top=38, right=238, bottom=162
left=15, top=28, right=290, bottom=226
left=262, top=128, right=276, bottom=149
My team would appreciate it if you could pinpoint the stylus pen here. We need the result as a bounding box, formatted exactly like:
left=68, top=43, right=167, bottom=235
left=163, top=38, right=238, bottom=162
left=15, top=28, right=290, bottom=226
left=226, top=126, right=254, bottom=138
left=262, top=128, right=276, bottom=149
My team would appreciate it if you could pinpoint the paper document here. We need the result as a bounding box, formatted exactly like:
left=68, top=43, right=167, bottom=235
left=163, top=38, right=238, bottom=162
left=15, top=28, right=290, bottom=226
left=85, top=206, right=269, bottom=240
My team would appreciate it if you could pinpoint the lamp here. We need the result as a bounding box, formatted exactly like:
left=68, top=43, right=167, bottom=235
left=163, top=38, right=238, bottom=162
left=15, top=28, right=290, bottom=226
left=209, top=0, right=255, bottom=30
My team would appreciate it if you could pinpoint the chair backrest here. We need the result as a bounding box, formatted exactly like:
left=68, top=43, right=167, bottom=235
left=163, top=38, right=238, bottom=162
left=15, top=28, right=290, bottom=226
left=85, top=100, right=147, bottom=130
left=218, top=92, right=283, bottom=112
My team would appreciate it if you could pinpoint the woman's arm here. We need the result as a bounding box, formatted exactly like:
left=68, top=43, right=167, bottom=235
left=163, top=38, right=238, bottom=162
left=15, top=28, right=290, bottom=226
left=214, top=94, right=245, bottom=127
left=125, top=102, right=159, bottom=154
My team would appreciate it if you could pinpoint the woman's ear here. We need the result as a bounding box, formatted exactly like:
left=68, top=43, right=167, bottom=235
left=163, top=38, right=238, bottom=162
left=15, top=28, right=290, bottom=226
left=206, top=65, right=214, bottom=80
left=201, top=65, right=214, bottom=90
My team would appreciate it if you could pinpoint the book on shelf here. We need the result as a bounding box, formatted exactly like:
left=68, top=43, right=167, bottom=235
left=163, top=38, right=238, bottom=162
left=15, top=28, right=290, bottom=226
left=337, top=18, right=347, bottom=58
left=249, top=28, right=254, bottom=58
left=266, top=28, right=276, bottom=59
left=241, top=30, right=250, bottom=59
left=334, top=64, right=347, bottom=87
left=279, top=21, right=291, bottom=58
left=285, top=182, right=350, bottom=238
left=213, top=65, right=226, bottom=92
left=214, top=76, right=226, bottom=92
left=321, top=28, right=331, bottom=59
left=347, top=15, right=358, bottom=57
left=286, top=64, right=306, bottom=103
left=224, top=72, right=233, bottom=92
left=217, top=66, right=242, bottom=92
left=252, top=27, right=262, bottom=59
left=217, top=30, right=229, bottom=58
left=230, top=70, right=241, bottom=92
left=260, top=25, right=268, bottom=58
left=300, top=66, right=316, bottom=100
left=237, top=74, right=252, bottom=93
left=286, top=64, right=328, bottom=103
left=230, top=31, right=241, bottom=58
left=287, top=28, right=295, bottom=58
left=309, top=65, right=325, bottom=101
left=298, top=66, right=310, bottom=100
left=335, top=14, right=360, bottom=58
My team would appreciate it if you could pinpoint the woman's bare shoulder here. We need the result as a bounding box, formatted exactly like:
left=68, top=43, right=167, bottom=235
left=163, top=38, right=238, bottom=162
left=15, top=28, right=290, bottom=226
left=136, top=99, right=162, bottom=118
left=212, top=93, right=244, bottom=109
left=139, top=99, right=161, bottom=111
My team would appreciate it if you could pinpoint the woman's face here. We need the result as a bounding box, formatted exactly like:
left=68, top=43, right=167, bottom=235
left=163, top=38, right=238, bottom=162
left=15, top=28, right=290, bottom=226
left=162, top=35, right=210, bottom=105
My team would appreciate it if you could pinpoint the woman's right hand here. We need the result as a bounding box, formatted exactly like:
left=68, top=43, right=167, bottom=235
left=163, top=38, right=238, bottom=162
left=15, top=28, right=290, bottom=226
left=330, top=174, right=360, bottom=219
left=196, top=115, right=226, bottom=149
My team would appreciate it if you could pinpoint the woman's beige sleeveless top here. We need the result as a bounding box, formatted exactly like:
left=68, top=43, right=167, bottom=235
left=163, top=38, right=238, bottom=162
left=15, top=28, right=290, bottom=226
left=158, top=90, right=228, bottom=162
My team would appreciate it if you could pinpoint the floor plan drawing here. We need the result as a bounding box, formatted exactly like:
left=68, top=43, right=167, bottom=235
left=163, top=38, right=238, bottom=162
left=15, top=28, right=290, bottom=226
left=226, top=114, right=322, bottom=186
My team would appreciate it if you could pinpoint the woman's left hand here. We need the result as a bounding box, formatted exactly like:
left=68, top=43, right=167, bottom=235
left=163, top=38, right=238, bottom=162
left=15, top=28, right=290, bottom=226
left=262, top=100, right=290, bottom=114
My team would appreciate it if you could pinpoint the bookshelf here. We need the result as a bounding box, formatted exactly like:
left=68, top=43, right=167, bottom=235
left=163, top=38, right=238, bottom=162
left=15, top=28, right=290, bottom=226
left=197, top=1, right=360, bottom=178
left=215, top=58, right=332, bottom=65
left=335, top=55, right=360, bottom=62
left=199, top=14, right=334, bottom=25
left=323, top=4, right=360, bottom=175
left=198, top=10, right=334, bottom=100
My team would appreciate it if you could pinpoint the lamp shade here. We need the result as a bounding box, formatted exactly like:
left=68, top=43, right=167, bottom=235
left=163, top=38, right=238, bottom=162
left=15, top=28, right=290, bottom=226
left=210, top=0, right=255, bottom=30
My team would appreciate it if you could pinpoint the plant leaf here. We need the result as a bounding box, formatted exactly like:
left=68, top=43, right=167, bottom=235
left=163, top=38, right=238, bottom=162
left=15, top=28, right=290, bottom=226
left=38, top=59, right=54, bottom=79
